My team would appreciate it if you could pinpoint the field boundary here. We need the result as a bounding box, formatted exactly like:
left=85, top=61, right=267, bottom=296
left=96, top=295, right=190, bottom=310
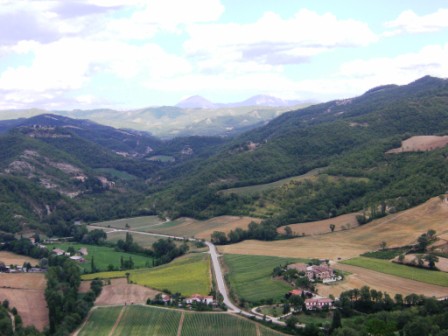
left=108, top=306, right=126, bottom=336
left=177, top=312, right=185, bottom=336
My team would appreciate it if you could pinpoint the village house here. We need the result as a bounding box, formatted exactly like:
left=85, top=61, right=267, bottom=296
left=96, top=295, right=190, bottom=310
left=185, top=294, right=214, bottom=305
left=52, top=248, right=66, bottom=256
left=287, top=263, right=337, bottom=282
left=69, top=255, right=85, bottom=262
left=305, top=298, right=334, bottom=310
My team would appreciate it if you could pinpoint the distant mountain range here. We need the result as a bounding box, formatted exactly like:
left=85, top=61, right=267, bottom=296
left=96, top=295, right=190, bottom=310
left=175, top=94, right=305, bottom=109
left=0, top=95, right=312, bottom=138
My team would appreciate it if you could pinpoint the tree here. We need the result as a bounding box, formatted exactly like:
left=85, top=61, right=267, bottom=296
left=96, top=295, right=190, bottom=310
left=380, top=241, right=387, bottom=250
left=285, top=315, right=299, bottom=329
left=284, top=226, right=293, bottom=237
left=211, top=231, right=228, bottom=245
left=330, top=224, right=336, bottom=232
left=424, top=254, right=439, bottom=269
left=330, top=309, right=342, bottom=334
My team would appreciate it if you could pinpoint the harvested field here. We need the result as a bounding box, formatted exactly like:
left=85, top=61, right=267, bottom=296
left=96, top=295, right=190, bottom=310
left=220, top=196, right=448, bottom=260
left=146, top=216, right=260, bottom=240
left=0, top=273, right=48, bottom=331
left=386, top=135, right=448, bottom=153
left=91, top=216, right=164, bottom=230
left=317, top=263, right=448, bottom=299
left=277, top=212, right=360, bottom=236
left=94, top=278, right=160, bottom=306
left=0, top=251, right=39, bottom=266
left=393, top=254, right=448, bottom=273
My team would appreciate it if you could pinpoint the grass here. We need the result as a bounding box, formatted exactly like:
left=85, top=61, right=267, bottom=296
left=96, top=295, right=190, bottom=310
left=113, top=305, right=180, bottom=336
left=47, top=243, right=154, bottom=273
left=82, top=253, right=211, bottom=296
left=341, top=257, right=448, bottom=286
left=361, top=247, right=410, bottom=260
left=94, top=168, right=137, bottom=180
left=295, top=312, right=331, bottom=326
left=147, top=155, right=175, bottom=162
left=219, top=168, right=323, bottom=196
left=91, top=216, right=164, bottom=230
left=78, top=305, right=287, bottom=336
left=78, top=306, right=122, bottom=336
left=223, top=254, right=307, bottom=304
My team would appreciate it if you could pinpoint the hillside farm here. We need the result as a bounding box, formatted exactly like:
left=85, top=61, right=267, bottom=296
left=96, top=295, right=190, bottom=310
left=81, top=253, right=211, bottom=296
left=386, top=135, right=448, bottom=153
left=0, top=273, right=48, bottom=331
left=77, top=305, right=286, bottom=336
left=220, top=196, right=448, bottom=260
left=223, top=254, right=306, bottom=304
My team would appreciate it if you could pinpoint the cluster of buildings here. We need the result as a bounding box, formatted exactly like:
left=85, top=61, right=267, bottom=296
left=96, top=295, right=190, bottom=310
left=288, top=289, right=335, bottom=311
left=287, top=262, right=342, bottom=283
left=157, top=293, right=216, bottom=307
left=52, top=247, right=88, bottom=262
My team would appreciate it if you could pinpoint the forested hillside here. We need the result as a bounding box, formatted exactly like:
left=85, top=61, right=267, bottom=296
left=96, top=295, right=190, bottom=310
left=148, top=76, right=448, bottom=228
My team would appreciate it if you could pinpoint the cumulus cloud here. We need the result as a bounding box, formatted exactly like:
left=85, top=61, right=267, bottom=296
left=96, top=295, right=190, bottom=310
left=385, top=9, right=448, bottom=35
left=185, top=9, right=378, bottom=69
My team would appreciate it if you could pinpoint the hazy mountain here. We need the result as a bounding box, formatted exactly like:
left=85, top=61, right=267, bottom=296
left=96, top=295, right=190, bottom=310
left=176, top=95, right=217, bottom=109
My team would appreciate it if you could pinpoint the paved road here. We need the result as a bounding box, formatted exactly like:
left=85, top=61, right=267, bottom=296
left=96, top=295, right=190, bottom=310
left=90, top=225, right=285, bottom=324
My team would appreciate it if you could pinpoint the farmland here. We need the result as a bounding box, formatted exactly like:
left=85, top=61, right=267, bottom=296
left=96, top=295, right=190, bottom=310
left=218, top=168, right=323, bottom=196
left=0, top=251, right=39, bottom=266
left=223, top=254, right=306, bottom=304
left=220, top=196, right=448, bottom=260
left=318, top=263, right=448, bottom=299
left=277, top=212, right=360, bottom=236
left=91, top=215, right=165, bottom=230
left=82, top=253, right=211, bottom=296
left=93, top=278, right=160, bottom=306
left=0, top=273, right=48, bottom=331
left=386, top=135, right=448, bottom=153
left=77, top=305, right=286, bottom=336
left=340, top=257, right=448, bottom=287
left=47, top=243, right=154, bottom=273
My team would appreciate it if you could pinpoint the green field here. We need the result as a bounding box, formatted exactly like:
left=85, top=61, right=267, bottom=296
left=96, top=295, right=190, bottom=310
left=48, top=243, right=154, bottom=273
left=91, top=216, right=165, bottom=230
left=341, top=257, right=448, bottom=286
left=147, top=155, right=176, bottom=162
left=78, top=305, right=286, bottom=336
left=78, top=306, right=122, bottom=336
left=224, top=254, right=307, bottom=304
left=82, top=253, right=211, bottom=296
left=218, top=168, right=323, bottom=196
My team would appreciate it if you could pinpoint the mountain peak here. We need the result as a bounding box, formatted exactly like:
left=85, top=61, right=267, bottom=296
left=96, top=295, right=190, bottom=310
left=176, top=95, right=216, bottom=109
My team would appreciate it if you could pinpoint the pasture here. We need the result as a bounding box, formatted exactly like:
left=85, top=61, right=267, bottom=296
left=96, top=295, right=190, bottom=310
left=386, top=135, right=448, bottom=153
left=220, top=196, right=448, bottom=260
left=341, top=257, right=448, bottom=287
left=223, top=254, right=306, bottom=304
left=47, top=243, right=154, bottom=273
left=91, top=215, right=165, bottom=230
left=77, top=305, right=287, bottom=336
left=82, top=254, right=211, bottom=296
left=218, top=168, right=323, bottom=196
left=0, top=273, right=48, bottom=331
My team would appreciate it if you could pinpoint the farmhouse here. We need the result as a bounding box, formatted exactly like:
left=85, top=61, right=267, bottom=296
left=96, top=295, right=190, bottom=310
left=305, top=298, right=334, bottom=310
left=52, top=248, right=66, bottom=256
left=185, top=294, right=214, bottom=305
left=69, top=255, right=85, bottom=262
left=287, top=263, right=336, bottom=281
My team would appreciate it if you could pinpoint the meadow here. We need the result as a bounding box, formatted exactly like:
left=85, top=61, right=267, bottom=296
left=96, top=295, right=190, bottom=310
left=77, top=305, right=286, bottom=336
left=218, top=168, right=323, bottom=196
left=82, top=253, right=211, bottom=296
left=48, top=243, right=154, bottom=273
left=341, top=257, right=448, bottom=287
left=223, top=254, right=306, bottom=304
left=91, top=215, right=164, bottom=230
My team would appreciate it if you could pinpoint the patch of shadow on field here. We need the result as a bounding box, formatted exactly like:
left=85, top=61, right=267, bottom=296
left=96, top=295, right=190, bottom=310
left=92, top=278, right=161, bottom=305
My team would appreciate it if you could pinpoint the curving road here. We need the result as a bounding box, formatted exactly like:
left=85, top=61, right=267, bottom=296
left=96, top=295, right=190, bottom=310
left=90, top=225, right=284, bottom=324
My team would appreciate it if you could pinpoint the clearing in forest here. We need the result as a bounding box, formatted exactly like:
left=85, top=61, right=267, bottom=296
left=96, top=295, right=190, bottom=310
left=386, top=135, right=448, bottom=153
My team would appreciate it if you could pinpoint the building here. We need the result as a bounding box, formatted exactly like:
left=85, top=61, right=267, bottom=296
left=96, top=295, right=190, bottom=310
left=305, top=298, right=334, bottom=310
left=185, top=294, right=214, bottom=305
left=287, top=263, right=336, bottom=281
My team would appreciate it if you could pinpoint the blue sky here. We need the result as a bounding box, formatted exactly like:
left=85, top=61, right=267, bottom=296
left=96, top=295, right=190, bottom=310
left=0, top=0, right=447, bottom=110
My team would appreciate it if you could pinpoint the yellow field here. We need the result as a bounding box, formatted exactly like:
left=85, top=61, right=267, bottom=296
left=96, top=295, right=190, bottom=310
left=278, top=212, right=360, bottom=236
left=220, top=196, right=448, bottom=260
left=0, top=251, right=39, bottom=266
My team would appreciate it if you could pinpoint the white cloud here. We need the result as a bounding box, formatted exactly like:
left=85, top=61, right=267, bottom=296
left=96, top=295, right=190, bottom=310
left=185, top=9, right=378, bottom=69
left=385, top=9, right=448, bottom=35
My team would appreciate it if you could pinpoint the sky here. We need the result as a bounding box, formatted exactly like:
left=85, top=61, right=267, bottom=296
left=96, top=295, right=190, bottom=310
left=1, top=0, right=448, bottom=110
